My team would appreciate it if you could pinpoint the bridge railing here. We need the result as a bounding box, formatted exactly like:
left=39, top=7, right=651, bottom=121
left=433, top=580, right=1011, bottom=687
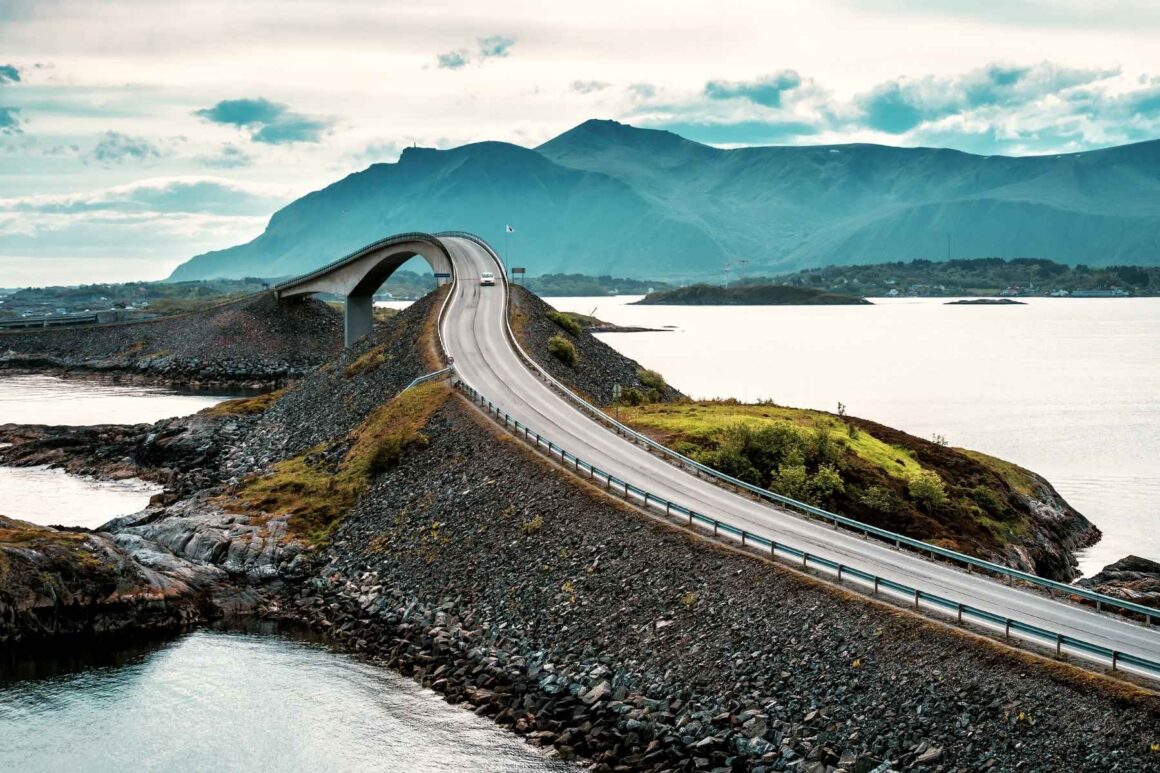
left=273, top=232, right=450, bottom=294
left=443, top=231, right=1160, bottom=628
left=454, top=377, right=1160, bottom=682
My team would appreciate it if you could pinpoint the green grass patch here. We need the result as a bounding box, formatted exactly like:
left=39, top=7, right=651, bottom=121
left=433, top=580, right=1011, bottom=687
left=221, top=382, right=449, bottom=544
left=345, top=345, right=391, bottom=377
left=961, top=449, right=1036, bottom=495
left=620, top=402, right=921, bottom=479
left=976, top=513, right=1029, bottom=545
left=206, top=389, right=286, bottom=417
left=547, top=309, right=582, bottom=336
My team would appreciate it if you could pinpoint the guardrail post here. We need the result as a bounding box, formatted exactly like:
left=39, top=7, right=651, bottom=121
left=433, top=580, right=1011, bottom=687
left=914, top=589, right=920, bottom=609
left=665, top=501, right=670, bottom=516
left=1096, top=600, right=1102, bottom=612
left=836, top=564, right=843, bottom=582
left=713, top=521, right=718, bottom=536
left=741, top=531, right=747, bottom=547
left=957, top=603, right=963, bottom=623
left=770, top=540, right=777, bottom=557
left=1111, top=651, right=1118, bottom=671
left=802, top=552, right=808, bottom=568
left=1056, top=634, right=1062, bottom=655
left=873, top=577, right=879, bottom=595
left=1004, top=619, right=1011, bottom=639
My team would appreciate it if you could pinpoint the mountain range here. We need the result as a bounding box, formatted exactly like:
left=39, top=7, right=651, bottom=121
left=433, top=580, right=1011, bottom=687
left=170, top=120, right=1160, bottom=282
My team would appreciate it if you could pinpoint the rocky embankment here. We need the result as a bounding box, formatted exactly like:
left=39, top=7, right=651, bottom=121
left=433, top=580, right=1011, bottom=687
left=1080, top=555, right=1160, bottom=609
left=0, top=291, right=442, bottom=643
left=278, top=397, right=1160, bottom=772
left=510, top=286, right=684, bottom=405
left=2, top=287, right=1158, bottom=770
left=0, top=292, right=341, bottom=388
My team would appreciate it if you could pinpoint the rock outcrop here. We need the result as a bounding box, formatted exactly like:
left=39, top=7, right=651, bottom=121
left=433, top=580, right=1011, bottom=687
left=1079, top=555, right=1160, bottom=608
left=0, top=515, right=220, bottom=643
left=510, top=286, right=683, bottom=405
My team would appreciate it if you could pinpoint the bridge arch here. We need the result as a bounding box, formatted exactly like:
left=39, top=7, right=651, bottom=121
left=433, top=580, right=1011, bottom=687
left=273, top=233, right=454, bottom=346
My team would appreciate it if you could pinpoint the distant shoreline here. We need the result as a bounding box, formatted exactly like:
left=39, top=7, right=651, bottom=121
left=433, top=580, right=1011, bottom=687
left=633, top=284, right=871, bottom=306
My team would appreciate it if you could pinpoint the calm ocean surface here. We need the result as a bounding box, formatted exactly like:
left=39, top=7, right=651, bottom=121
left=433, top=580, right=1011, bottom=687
left=0, top=627, right=569, bottom=773
left=0, top=375, right=229, bottom=529
left=549, top=295, right=1160, bottom=576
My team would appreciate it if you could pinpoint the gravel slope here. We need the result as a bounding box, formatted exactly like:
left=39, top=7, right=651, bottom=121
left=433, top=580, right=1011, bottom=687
left=287, top=398, right=1160, bottom=772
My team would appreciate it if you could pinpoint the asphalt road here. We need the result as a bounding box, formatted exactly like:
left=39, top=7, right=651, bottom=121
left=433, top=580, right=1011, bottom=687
left=438, top=234, right=1160, bottom=678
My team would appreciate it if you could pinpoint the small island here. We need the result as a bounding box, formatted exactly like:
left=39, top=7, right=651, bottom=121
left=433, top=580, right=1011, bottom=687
left=633, top=283, right=871, bottom=306
left=945, top=298, right=1026, bottom=306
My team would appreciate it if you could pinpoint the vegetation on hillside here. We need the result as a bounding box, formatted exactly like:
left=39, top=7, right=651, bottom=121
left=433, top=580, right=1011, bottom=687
left=634, top=284, right=870, bottom=305
left=617, top=400, right=1063, bottom=564
left=767, top=257, right=1160, bottom=297
left=524, top=273, right=670, bottom=296
left=220, top=382, right=448, bottom=544
left=206, top=389, right=286, bottom=417
left=547, top=335, right=577, bottom=366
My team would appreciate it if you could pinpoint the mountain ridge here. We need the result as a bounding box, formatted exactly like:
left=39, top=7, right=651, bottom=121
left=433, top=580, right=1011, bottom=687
left=170, top=120, right=1160, bottom=282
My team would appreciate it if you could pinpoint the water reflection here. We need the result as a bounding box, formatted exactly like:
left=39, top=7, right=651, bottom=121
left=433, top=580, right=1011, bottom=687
left=0, top=625, right=572, bottom=773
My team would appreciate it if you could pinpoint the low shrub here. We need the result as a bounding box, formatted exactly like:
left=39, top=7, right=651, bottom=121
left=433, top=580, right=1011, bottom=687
left=858, top=485, right=897, bottom=513
left=968, top=484, right=1006, bottom=516
left=547, top=310, right=582, bottom=336
left=547, top=335, right=577, bottom=366
left=908, top=469, right=949, bottom=510
left=637, top=368, right=667, bottom=392
left=620, top=386, right=647, bottom=406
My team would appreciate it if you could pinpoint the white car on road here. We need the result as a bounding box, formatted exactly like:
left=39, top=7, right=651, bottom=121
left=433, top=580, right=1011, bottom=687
left=479, top=271, right=496, bottom=286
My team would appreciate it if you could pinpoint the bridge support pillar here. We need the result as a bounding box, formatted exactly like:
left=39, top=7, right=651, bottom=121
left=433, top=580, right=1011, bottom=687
left=344, top=293, right=374, bottom=346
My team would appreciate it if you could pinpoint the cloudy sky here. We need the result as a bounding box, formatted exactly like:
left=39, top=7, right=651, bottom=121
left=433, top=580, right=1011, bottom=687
left=2, top=0, right=1159, bottom=286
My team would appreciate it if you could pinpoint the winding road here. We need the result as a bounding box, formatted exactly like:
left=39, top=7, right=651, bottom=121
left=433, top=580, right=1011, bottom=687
left=434, top=234, right=1160, bottom=680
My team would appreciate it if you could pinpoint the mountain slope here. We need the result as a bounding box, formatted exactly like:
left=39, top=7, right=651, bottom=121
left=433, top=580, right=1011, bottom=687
left=171, top=120, right=1160, bottom=282
left=171, top=140, right=727, bottom=281
left=538, top=121, right=1160, bottom=270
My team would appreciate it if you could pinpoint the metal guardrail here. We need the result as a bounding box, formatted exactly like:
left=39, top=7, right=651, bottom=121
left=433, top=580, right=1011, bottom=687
left=403, top=365, right=453, bottom=391
left=454, top=378, right=1160, bottom=681
left=0, top=313, right=101, bottom=329
left=362, top=229, right=1160, bottom=679
left=441, top=234, right=1160, bottom=628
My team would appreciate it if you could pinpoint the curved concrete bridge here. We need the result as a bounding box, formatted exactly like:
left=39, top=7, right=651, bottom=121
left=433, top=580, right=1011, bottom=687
left=276, top=230, right=1160, bottom=681
left=274, top=232, right=454, bottom=346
